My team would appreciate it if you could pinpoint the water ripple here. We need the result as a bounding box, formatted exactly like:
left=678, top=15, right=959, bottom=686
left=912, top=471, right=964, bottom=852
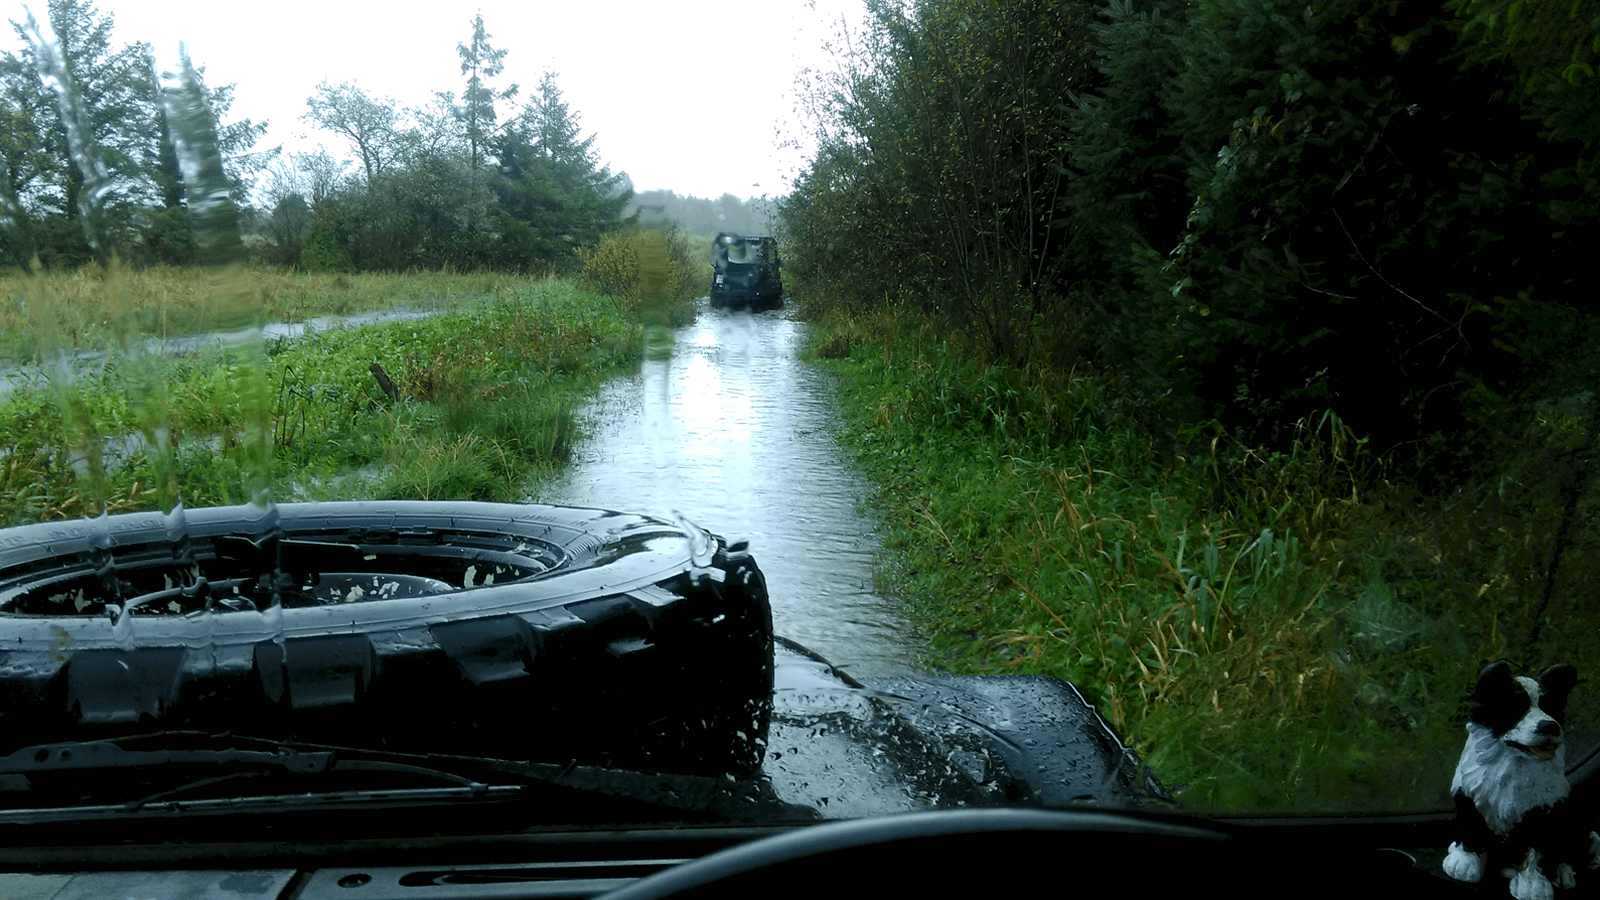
left=539, top=303, right=925, bottom=676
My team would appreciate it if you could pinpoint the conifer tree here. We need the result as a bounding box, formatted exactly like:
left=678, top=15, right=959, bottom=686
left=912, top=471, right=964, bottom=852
left=456, top=13, right=516, bottom=175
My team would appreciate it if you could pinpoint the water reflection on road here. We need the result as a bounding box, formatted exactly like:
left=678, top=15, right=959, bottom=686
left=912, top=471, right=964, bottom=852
left=539, top=301, right=925, bottom=677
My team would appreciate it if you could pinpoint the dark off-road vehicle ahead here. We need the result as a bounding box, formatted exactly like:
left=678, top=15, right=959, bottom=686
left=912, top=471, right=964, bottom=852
left=709, top=233, right=784, bottom=311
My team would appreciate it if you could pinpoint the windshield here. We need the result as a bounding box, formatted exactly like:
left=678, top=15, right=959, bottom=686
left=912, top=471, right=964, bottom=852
left=712, top=233, right=768, bottom=268
left=0, top=0, right=1596, bottom=837
left=726, top=241, right=764, bottom=265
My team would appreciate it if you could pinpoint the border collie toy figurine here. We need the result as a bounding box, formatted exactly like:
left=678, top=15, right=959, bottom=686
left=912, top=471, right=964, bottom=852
left=1444, top=662, right=1597, bottom=900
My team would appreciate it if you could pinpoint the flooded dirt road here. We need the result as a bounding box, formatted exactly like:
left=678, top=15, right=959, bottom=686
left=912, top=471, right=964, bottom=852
left=539, top=302, right=925, bottom=678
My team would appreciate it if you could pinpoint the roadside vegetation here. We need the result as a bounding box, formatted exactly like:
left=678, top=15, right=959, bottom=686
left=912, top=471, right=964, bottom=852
left=788, top=0, right=1599, bottom=812
left=2, top=5, right=636, bottom=275
left=813, top=311, right=1595, bottom=810
left=0, top=272, right=640, bottom=523
left=578, top=223, right=708, bottom=328
left=0, top=267, right=542, bottom=355
left=0, top=0, right=706, bottom=527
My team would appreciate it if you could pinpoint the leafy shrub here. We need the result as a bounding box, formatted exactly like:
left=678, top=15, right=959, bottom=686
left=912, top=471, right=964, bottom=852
left=300, top=204, right=357, bottom=273
left=578, top=225, right=699, bottom=328
left=579, top=231, right=643, bottom=300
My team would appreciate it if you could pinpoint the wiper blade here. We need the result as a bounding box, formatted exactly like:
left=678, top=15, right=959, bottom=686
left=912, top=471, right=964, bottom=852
left=0, top=784, right=524, bottom=825
left=2, top=739, right=488, bottom=792
left=467, top=756, right=816, bottom=822
left=0, top=734, right=816, bottom=824
left=1, top=740, right=335, bottom=777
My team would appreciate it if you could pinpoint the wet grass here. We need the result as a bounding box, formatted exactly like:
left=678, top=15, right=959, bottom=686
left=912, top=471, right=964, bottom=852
left=0, top=275, right=641, bottom=521
left=806, top=308, right=1600, bottom=812
left=0, top=265, right=537, bottom=359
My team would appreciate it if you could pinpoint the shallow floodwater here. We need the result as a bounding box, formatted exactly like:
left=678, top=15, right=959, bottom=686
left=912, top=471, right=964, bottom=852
left=0, top=307, right=442, bottom=404
left=540, top=302, right=925, bottom=677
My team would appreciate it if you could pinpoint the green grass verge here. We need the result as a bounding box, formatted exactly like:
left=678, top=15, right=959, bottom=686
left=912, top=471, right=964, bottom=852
left=807, top=313, right=1598, bottom=812
left=0, top=266, right=546, bottom=359
left=0, top=278, right=640, bottom=521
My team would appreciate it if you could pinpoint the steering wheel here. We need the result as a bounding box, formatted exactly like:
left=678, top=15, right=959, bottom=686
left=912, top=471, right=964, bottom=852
left=597, top=808, right=1234, bottom=900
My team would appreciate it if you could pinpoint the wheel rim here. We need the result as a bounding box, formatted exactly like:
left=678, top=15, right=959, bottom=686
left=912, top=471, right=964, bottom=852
left=1, top=525, right=562, bottom=618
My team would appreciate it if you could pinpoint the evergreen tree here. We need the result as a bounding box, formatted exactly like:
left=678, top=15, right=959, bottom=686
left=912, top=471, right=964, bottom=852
left=154, top=43, right=244, bottom=267
left=6, top=0, right=155, bottom=262
left=1, top=0, right=267, bottom=268
left=1062, top=0, right=1188, bottom=397
left=455, top=13, right=516, bottom=175
left=0, top=63, right=61, bottom=264
left=491, top=72, right=632, bottom=271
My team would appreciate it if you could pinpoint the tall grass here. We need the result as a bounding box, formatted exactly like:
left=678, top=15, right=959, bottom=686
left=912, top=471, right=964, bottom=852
left=0, top=265, right=535, bottom=358
left=0, top=274, right=640, bottom=522
left=810, top=309, right=1596, bottom=812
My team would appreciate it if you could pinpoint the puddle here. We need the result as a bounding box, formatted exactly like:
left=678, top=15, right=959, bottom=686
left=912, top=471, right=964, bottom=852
left=539, top=302, right=925, bottom=677
left=0, top=307, right=442, bottom=405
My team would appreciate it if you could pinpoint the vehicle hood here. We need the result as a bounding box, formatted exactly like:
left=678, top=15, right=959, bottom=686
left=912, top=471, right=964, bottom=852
left=762, top=638, right=1168, bottom=816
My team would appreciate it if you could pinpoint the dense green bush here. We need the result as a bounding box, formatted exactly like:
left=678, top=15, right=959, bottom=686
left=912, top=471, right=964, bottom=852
left=787, top=0, right=1600, bottom=809
left=579, top=224, right=704, bottom=325
left=785, top=0, right=1600, bottom=484
left=783, top=0, right=1095, bottom=364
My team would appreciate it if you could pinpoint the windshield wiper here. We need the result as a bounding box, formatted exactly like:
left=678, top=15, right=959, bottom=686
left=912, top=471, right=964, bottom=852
left=0, top=738, right=491, bottom=815
left=1, top=738, right=488, bottom=787
left=0, top=733, right=816, bottom=825
left=2, top=739, right=335, bottom=778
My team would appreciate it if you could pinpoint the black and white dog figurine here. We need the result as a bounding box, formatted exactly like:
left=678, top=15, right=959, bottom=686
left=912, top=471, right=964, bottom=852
left=1445, top=662, right=1598, bottom=900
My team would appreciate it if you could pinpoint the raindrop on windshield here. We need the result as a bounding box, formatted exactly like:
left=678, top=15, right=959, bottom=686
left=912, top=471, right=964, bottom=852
left=19, top=16, right=282, bottom=645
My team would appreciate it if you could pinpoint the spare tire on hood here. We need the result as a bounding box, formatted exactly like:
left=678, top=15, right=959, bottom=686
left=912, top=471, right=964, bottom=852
left=0, top=502, right=774, bottom=779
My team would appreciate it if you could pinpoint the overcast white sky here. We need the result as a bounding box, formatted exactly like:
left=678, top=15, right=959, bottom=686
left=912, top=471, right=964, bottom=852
left=7, top=0, right=869, bottom=201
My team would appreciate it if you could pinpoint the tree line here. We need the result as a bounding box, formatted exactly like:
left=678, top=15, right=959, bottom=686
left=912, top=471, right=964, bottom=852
left=1, top=0, right=272, bottom=268
left=781, top=0, right=1600, bottom=483
left=1, top=1, right=635, bottom=274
